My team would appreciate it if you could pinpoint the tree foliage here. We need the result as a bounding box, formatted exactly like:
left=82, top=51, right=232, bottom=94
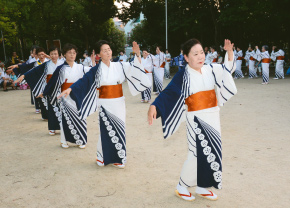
left=119, top=0, right=290, bottom=56
left=0, top=0, right=125, bottom=60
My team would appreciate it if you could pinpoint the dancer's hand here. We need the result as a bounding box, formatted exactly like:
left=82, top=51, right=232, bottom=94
left=36, top=93, right=43, bottom=98
left=223, top=39, right=234, bottom=61
left=13, top=75, right=25, bottom=85
left=148, top=105, right=157, bottom=125
left=132, top=41, right=141, bottom=57
left=58, top=88, right=72, bottom=99
left=7, top=64, right=18, bottom=72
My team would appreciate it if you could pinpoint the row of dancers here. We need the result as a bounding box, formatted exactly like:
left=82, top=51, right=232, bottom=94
left=204, top=45, right=286, bottom=84
left=7, top=38, right=238, bottom=203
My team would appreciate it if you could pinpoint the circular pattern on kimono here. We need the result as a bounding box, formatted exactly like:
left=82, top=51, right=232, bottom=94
left=42, top=98, right=46, bottom=102
left=100, top=112, right=105, bottom=117
left=105, top=121, right=110, bottom=126
left=71, top=129, right=77, bottom=135
left=218, top=182, right=222, bottom=189
left=58, top=117, right=62, bottom=122
left=69, top=125, right=74, bottom=130
left=198, top=134, right=205, bottom=140
left=207, top=153, right=216, bottom=163
left=203, top=146, right=211, bottom=155
left=118, top=150, right=126, bottom=158
left=67, top=120, right=72, bottom=125
left=65, top=116, right=70, bottom=121
left=54, top=107, right=59, bottom=112
left=111, top=136, right=119, bottom=143
left=122, top=157, right=127, bottom=164
left=102, top=117, right=107, bottom=121
left=56, top=112, right=61, bottom=117
left=115, top=143, right=123, bottom=150
left=194, top=128, right=201, bottom=134
left=99, top=108, right=103, bottom=112
left=109, top=130, right=116, bottom=137
left=76, top=140, right=83, bottom=145
left=210, top=162, right=220, bottom=172
left=213, top=171, right=222, bottom=182
left=193, top=122, right=198, bottom=128
left=201, top=140, right=208, bottom=147
left=106, top=125, right=112, bottom=131
left=74, top=135, right=80, bottom=140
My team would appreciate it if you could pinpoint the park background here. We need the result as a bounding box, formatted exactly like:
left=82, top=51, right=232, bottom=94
left=1, top=0, right=290, bottom=61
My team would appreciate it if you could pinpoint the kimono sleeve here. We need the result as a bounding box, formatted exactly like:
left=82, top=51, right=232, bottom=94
left=152, top=69, right=186, bottom=139
left=69, top=65, right=99, bottom=120
left=255, top=49, right=262, bottom=61
left=43, top=65, right=64, bottom=105
left=24, top=63, right=47, bottom=97
left=13, top=62, right=35, bottom=76
left=121, top=55, right=152, bottom=96
left=211, top=52, right=237, bottom=106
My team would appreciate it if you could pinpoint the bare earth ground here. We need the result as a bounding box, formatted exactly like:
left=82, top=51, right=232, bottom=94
left=0, top=76, right=290, bottom=208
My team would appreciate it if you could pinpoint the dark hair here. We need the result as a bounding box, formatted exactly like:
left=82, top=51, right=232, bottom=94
left=210, top=45, right=216, bottom=51
left=156, top=45, right=162, bottom=51
left=94, top=40, right=110, bottom=54
left=262, top=45, right=269, bottom=51
left=48, top=46, right=60, bottom=56
left=36, top=47, right=46, bottom=54
left=31, top=45, right=39, bottom=51
left=182, top=38, right=202, bottom=57
left=62, top=43, right=78, bottom=55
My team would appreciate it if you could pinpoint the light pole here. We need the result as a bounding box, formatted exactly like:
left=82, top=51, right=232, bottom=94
left=165, top=0, right=168, bottom=50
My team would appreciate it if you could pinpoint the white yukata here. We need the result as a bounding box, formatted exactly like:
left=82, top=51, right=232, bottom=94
left=141, top=54, right=155, bottom=102
left=153, top=52, right=166, bottom=93
left=82, top=57, right=92, bottom=67
left=234, top=50, right=244, bottom=79
left=244, top=50, right=257, bottom=78
left=152, top=53, right=237, bottom=190
left=255, top=49, right=270, bottom=83
left=43, top=62, right=92, bottom=146
left=119, top=55, right=128, bottom=62
left=206, top=51, right=218, bottom=64
left=69, top=56, right=151, bottom=165
left=165, top=53, right=171, bottom=79
left=271, top=49, right=285, bottom=79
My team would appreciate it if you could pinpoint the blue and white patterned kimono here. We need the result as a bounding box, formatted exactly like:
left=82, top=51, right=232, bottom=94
left=24, top=59, right=64, bottom=130
left=14, top=59, right=49, bottom=116
left=69, top=56, right=151, bottom=165
left=43, top=62, right=91, bottom=145
left=152, top=53, right=237, bottom=189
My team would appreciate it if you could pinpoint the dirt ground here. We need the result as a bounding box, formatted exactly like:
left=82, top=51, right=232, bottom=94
left=0, top=76, right=290, bottom=208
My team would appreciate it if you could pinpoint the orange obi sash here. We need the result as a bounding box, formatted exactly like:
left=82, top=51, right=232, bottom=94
left=160, top=62, right=165, bottom=68
left=212, top=58, right=218, bottom=63
left=277, top=56, right=285, bottom=60
left=120, top=60, right=123, bottom=62
left=61, top=83, right=73, bottom=92
left=237, top=57, right=244, bottom=60
left=167, top=60, right=171, bottom=62
left=98, top=84, right=123, bottom=99
left=250, top=56, right=256, bottom=61
left=185, top=89, right=218, bottom=112
left=262, top=58, right=271, bottom=63
left=144, top=69, right=152, bottom=73
left=46, top=74, right=53, bottom=83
